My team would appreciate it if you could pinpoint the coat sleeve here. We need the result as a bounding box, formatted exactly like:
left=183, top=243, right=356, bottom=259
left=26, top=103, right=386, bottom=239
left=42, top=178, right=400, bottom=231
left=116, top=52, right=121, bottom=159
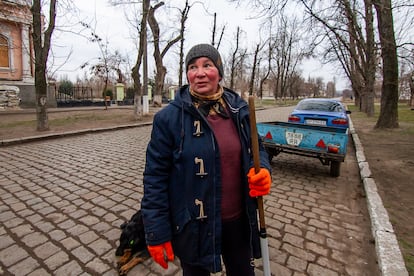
left=141, top=111, right=176, bottom=245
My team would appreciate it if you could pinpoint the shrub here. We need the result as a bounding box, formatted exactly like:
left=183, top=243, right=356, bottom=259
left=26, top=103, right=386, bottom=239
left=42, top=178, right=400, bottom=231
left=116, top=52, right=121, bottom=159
left=103, top=89, right=113, bottom=100
left=58, top=80, right=74, bottom=96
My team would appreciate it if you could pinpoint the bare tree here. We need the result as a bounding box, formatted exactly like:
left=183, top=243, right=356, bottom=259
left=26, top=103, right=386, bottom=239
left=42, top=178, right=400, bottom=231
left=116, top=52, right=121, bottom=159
left=109, top=0, right=151, bottom=118
left=231, top=0, right=409, bottom=128
left=326, top=81, right=336, bottom=97
left=229, top=27, right=241, bottom=90
left=373, top=0, right=399, bottom=128
left=178, top=0, right=191, bottom=87
left=80, top=23, right=125, bottom=109
left=258, top=40, right=272, bottom=99
left=226, top=31, right=249, bottom=94
left=249, top=43, right=261, bottom=96
left=345, top=0, right=375, bottom=116
left=298, top=0, right=376, bottom=115
left=409, top=72, right=414, bottom=107
left=130, top=0, right=150, bottom=119
left=147, top=2, right=181, bottom=106
left=31, top=0, right=57, bottom=131
left=211, top=12, right=226, bottom=50
left=290, top=72, right=305, bottom=98
left=362, top=0, right=376, bottom=116
left=270, top=13, right=308, bottom=99
left=212, top=12, right=217, bottom=46
left=111, top=0, right=190, bottom=115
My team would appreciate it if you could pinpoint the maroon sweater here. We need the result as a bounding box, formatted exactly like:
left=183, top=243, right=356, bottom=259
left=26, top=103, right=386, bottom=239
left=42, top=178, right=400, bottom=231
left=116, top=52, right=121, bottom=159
left=207, top=114, right=242, bottom=221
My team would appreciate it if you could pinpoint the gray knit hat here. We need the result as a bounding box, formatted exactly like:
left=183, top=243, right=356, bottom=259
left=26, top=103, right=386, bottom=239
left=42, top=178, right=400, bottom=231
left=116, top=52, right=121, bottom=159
left=185, top=44, right=224, bottom=77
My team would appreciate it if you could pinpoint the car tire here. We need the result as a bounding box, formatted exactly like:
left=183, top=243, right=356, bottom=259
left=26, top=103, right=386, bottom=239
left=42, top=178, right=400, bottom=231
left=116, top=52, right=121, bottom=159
left=330, top=161, right=341, bottom=177
left=268, top=154, right=273, bottom=163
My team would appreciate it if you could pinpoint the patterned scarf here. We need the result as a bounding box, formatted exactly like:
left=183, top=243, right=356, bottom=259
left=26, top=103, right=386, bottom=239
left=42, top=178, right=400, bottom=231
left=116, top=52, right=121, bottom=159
left=190, top=86, right=229, bottom=119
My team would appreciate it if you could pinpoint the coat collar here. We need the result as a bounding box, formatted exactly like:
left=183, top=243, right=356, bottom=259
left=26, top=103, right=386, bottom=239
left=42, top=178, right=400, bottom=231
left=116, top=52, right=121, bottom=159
left=172, top=85, right=248, bottom=114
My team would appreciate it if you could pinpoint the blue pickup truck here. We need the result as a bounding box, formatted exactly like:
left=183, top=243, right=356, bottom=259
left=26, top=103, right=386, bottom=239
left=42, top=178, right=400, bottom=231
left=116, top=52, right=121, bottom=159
left=256, top=121, right=349, bottom=177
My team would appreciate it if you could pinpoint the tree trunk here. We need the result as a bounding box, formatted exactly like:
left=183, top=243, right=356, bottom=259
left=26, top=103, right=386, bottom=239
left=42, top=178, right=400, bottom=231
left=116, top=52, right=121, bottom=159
left=178, top=1, right=190, bottom=87
left=342, top=0, right=375, bottom=115
left=131, top=0, right=150, bottom=120
left=249, top=44, right=260, bottom=96
left=148, top=2, right=181, bottom=106
left=363, top=0, right=375, bottom=116
left=34, top=68, right=49, bottom=130
left=212, top=13, right=216, bottom=46
left=147, top=2, right=164, bottom=106
left=409, top=72, right=414, bottom=108
left=373, top=0, right=399, bottom=128
left=230, top=27, right=240, bottom=91
left=31, top=0, right=57, bottom=131
left=259, top=42, right=272, bottom=99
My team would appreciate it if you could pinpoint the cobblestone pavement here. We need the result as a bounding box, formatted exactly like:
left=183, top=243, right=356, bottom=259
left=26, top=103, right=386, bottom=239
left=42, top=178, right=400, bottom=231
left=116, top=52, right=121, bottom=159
left=0, top=107, right=379, bottom=276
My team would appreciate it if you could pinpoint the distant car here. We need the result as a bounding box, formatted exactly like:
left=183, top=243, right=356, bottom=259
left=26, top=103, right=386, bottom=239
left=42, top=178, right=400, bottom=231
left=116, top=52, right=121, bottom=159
left=288, top=98, right=351, bottom=128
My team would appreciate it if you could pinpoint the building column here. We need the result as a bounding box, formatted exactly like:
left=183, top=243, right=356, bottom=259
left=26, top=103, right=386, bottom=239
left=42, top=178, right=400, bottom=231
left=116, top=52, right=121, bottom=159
left=21, top=23, right=33, bottom=83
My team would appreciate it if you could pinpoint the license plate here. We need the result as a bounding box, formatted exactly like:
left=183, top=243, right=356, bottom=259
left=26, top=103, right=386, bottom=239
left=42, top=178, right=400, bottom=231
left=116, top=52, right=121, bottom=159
left=285, top=131, right=303, bottom=146
left=305, top=119, right=326, bottom=126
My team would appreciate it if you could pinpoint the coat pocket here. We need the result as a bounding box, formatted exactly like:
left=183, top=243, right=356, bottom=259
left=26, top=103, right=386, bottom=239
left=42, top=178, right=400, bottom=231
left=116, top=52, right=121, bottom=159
left=171, top=208, right=199, bottom=263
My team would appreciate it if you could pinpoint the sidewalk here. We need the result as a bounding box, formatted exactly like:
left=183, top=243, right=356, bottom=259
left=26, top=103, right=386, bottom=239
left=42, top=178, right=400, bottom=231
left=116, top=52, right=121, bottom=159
left=0, top=105, right=159, bottom=147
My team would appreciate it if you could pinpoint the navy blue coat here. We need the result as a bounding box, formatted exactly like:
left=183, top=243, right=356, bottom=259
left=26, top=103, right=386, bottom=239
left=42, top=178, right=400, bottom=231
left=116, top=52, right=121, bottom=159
left=141, top=85, right=271, bottom=273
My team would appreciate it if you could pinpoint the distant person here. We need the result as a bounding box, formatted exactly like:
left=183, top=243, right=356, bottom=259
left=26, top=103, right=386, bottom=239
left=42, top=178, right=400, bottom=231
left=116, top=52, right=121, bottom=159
left=141, top=43, right=272, bottom=275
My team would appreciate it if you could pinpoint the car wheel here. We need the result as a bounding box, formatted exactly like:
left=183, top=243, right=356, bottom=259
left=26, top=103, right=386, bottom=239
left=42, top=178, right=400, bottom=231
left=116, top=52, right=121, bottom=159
left=268, top=154, right=273, bottom=163
left=330, top=161, right=341, bottom=177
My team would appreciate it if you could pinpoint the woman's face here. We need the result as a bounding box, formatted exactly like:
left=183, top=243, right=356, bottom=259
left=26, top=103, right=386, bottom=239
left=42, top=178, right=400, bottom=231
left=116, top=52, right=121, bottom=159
left=187, top=57, right=221, bottom=96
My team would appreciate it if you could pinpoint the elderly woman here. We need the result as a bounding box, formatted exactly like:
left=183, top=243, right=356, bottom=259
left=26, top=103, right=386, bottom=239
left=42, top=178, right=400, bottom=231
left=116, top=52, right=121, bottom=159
left=141, top=43, right=272, bottom=276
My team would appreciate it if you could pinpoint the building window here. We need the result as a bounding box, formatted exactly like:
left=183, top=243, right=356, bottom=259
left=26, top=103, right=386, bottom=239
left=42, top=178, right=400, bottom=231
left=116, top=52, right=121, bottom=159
left=0, top=35, right=9, bottom=68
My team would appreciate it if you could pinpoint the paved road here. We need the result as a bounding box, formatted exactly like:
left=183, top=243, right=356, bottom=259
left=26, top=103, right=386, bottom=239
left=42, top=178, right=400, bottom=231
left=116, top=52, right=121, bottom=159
left=0, top=107, right=379, bottom=275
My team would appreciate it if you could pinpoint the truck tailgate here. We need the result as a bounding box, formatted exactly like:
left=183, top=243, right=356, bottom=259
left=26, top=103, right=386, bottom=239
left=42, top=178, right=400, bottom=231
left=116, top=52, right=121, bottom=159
left=257, top=121, right=349, bottom=155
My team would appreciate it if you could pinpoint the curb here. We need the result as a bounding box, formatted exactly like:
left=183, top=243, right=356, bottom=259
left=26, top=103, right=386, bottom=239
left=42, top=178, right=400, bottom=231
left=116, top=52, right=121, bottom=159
left=0, top=122, right=153, bottom=147
left=349, top=118, right=408, bottom=276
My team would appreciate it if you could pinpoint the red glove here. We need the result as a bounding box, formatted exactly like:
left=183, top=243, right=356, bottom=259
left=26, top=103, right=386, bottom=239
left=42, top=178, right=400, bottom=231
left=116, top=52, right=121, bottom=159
left=147, top=241, right=174, bottom=269
left=247, top=167, right=271, bottom=197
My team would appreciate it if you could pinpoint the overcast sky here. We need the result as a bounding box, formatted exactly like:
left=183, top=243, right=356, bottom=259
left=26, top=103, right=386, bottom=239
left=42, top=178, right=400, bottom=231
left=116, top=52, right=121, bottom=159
left=50, top=0, right=348, bottom=90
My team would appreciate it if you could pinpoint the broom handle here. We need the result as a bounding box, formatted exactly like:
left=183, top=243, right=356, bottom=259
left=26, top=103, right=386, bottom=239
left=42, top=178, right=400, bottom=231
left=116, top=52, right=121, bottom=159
left=248, top=96, right=266, bottom=230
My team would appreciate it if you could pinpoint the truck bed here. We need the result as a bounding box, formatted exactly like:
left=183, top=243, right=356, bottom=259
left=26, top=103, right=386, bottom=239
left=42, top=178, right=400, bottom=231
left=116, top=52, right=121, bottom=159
left=256, top=121, right=349, bottom=177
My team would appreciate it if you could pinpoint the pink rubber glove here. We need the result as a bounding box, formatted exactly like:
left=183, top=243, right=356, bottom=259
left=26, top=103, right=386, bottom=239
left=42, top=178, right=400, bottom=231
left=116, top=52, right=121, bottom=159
left=247, top=167, right=271, bottom=197
left=147, top=241, right=174, bottom=269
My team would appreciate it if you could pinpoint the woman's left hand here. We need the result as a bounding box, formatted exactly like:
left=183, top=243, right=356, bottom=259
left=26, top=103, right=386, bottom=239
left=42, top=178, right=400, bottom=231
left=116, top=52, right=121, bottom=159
left=247, top=168, right=271, bottom=197
left=147, top=241, right=175, bottom=269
